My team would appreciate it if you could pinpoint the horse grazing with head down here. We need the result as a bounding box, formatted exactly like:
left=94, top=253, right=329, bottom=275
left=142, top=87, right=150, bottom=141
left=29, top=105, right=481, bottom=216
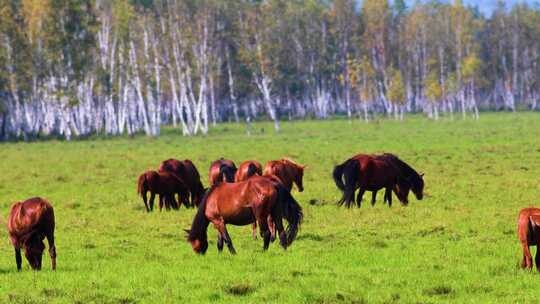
left=7, top=197, right=56, bottom=271
left=235, top=160, right=263, bottom=182
left=208, top=158, right=237, bottom=186
left=263, top=158, right=305, bottom=192
left=137, top=170, right=190, bottom=212
left=159, top=159, right=205, bottom=207
left=185, top=176, right=303, bottom=255
left=517, top=207, right=540, bottom=270
left=333, top=153, right=424, bottom=208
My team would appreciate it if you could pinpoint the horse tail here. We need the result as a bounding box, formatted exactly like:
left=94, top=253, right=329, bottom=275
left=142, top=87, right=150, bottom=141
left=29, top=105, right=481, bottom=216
left=137, top=173, right=147, bottom=196
left=275, top=185, right=303, bottom=246
left=338, top=159, right=360, bottom=208
left=332, top=161, right=348, bottom=192
left=247, top=162, right=259, bottom=178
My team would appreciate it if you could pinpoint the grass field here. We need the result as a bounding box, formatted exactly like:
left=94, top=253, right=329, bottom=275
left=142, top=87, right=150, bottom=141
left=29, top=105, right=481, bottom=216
left=1, top=113, right=540, bottom=303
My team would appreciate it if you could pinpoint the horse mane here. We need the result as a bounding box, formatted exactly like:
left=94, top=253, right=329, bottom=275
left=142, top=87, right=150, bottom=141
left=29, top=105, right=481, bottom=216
left=381, top=153, right=420, bottom=180
left=187, top=186, right=214, bottom=242
left=281, top=158, right=304, bottom=169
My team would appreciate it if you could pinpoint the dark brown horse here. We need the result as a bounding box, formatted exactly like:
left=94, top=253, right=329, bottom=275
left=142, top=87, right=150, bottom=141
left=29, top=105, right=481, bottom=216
left=208, top=158, right=237, bottom=186
left=235, top=160, right=263, bottom=182
left=333, top=153, right=424, bottom=207
left=7, top=197, right=56, bottom=271
left=186, top=176, right=303, bottom=254
left=159, top=159, right=205, bottom=207
left=137, top=170, right=190, bottom=212
left=517, top=208, right=540, bottom=270
left=263, top=158, right=305, bottom=192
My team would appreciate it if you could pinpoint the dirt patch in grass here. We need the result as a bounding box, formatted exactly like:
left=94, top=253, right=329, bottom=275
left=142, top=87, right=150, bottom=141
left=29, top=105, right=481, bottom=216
left=423, top=285, right=454, bottom=296
left=224, top=283, right=255, bottom=296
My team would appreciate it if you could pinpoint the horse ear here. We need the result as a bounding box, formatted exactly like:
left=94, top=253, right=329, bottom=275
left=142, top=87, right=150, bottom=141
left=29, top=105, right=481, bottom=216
left=420, top=173, right=425, bottom=177
left=184, top=229, right=191, bottom=234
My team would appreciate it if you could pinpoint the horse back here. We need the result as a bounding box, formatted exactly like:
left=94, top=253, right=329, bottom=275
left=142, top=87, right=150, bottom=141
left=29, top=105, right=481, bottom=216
left=8, top=198, right=54, bottom=246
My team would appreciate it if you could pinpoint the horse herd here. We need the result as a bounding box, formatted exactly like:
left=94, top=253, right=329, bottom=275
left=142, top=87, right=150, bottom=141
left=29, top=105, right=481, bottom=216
left=5, top=153, right=540, bottom=272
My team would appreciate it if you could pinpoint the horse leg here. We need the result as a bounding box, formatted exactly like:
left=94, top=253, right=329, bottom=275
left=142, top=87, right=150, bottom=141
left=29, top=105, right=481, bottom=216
left=267, top=215, right=276, bottom=242
left=371, top=191, right=377, bottom=206
left=180, top=193, right=190, bottom=209
left=274, top=217, right=287, bottom=249
left=259, top=220, right=271, bottom=251
left=223, top=227, right=236, bottom=254
left=213, top=220, right=236, bottom=255
left=14, top=248, right=22, bottom=271
left=217, top=234, right=224, bottom=252
left=536, top=242, right=540, bottom=271
left=385, top=187, right=392, bottom=207
left=142, top=190, right=150, bottom=212
left=47, top=233, right=56, bottom=271
left=522, top=242, right=533, bottom=270
left=356, top=188, right=366, bottom=208
left=158, top=195, right=164, bottom=212
left=252, top=223, right=258, bottom=240
left=149, top=192, right=156, bottom=211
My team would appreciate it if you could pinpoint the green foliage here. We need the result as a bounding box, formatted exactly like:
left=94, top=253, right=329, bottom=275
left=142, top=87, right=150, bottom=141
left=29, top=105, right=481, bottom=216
left=386, top=68, right=405, bottom=104
left=1, top=114, right=540, bottom=302
left=425, top=70, right=443, bottom=102
left=461, top=53, right=482, bottom=82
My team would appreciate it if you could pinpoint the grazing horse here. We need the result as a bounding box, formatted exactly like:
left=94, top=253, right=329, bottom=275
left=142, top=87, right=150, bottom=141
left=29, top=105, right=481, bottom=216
left=235, top=160, right=263, bottom=182
left=208, top=158, right=237, bottom=186
left=159, top=159, right=205, bottom=207
left=7, top=197, right=56, bottom=271
left=333, top=153, right=424, bottom=208
left=137, top=170, right=190, bottom=212
left=185, top=176, right=303, bottom=254
left=517, top=208, right=540, bottom=270
left=263, top=158, right=305, bottom=192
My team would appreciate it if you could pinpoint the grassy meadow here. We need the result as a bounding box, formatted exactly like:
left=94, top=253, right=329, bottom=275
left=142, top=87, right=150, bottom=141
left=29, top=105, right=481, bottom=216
left=1, top=113, right=540, bottom=303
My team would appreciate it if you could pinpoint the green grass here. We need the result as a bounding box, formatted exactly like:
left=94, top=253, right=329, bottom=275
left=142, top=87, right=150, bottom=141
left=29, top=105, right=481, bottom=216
left=1, top=113, right=540, bottom=303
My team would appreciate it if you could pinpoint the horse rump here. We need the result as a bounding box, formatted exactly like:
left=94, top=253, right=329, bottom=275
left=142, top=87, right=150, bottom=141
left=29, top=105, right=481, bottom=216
left=333, top=159, right=359, bottom=207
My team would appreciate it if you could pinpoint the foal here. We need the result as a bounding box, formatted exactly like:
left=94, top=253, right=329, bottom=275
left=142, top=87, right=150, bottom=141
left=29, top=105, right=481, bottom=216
left=137, top=170, right=190, bottom=212
left=517, top=207, right=540, bottom=270
left=159, top=159, right=205, bottom=207
left=8, top=197, right=56, bottom=271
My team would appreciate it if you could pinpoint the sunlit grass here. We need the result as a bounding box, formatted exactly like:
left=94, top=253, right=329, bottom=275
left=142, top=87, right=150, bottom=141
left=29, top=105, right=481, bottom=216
left=1, top=113, right=540, bottom=303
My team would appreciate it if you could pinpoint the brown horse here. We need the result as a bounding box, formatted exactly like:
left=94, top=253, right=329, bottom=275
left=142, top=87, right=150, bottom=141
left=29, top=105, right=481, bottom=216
left=263, top=158, right=305, bottom=192
left=159, top=159, right=205, bottom=207
left=137, top=170, right=190, bottom=212
left=235, top=160, right=263, bottom=182
left=517, top=208, right=540, bottom=270
left=7, top=197, right=56, bottom=271
left=185, top=176, right=303, bottom=254
left=333, top=153, right=424, bottom=207
left=208, top=158, right=237, bottom=186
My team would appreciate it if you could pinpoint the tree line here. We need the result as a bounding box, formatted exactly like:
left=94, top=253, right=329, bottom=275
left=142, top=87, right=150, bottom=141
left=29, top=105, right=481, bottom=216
left=0, top=0, right=539, bottom=140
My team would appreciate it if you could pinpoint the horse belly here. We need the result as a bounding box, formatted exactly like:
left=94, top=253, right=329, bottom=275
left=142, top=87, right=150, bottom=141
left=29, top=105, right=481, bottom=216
left=225, top=208, right=255, bottom=226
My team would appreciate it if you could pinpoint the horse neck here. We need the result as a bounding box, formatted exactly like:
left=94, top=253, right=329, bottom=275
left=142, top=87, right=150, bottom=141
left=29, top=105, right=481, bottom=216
left=189, top=208, right=209, bottom=242
left=391, top=158, right=418, bottom=180
left=189, top=188, right=212, bottom=241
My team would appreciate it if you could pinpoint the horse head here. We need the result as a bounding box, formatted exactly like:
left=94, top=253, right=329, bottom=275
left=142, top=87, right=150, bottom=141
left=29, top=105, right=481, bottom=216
left=23, top=235, right=45, bottom=270
left=185, top=227, right=208, bottom=255
left=409, top=173, right=424, bottom=200
left=284, top=159, right=306, bottom=192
